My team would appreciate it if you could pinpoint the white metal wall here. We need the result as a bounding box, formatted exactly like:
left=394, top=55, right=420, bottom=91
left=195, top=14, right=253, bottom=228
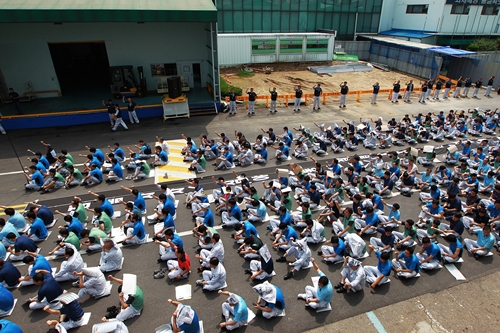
left=0, top=22, right=216, bottom=98
left=218, top=33, right=335, bottom=66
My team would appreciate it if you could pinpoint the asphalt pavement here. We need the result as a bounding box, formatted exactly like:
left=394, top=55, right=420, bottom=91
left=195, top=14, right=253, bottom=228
left=1, top=91, right=500, bottom=333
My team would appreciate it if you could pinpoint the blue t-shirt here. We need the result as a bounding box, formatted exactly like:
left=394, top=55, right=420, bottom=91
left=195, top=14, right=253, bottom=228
left=333, top=239, right=346, bottom=256
left=372, top=194, right=384, bottom=211
left=38, top=274, right=63, bottom=302
left=68, top=217, right=83, bottom=238
left=132, top=222, right=146, bottom=240
left=101, top=200, right=114, bottom=218
left=203, top=209, right=214, bottom=227
left=89, top=168, right=103, bottom=182
left=230, top=205, right=242, bottom=221
left=36, top=206, right=54, bottom=226
left=280, top=212, right=292, bottom=225
left=134, top=193, right=146, bottom=211
left=31, top=254, right=52, bottom=277
left=271, top=285, right=285, bottom=309
left=171, top=234, right=184, bottom=248
left=30, top=218, right=48, bottom=239
left=260, top=149, right=268, bottom=161
left=398, top=253, right=420, bottom=273
left=114, top=147, right=125, bottom=160
left=424, top=243, right=441, bottom=261
left=60, top=300, right=85, bottom=321
left=0, top=243, right=5, bottom=260
left=0, top=261, right=21, bottom=286
left=282, top=145, right=290, bottom=157
left=14, top=236, right=37, bottom=253
left=364, top=212, right=379, bottom=228
left=387, top=205, right=401, bottom=221
left=0, top=286, right=14, bottom=312
left=317, top=271, right=333, bottom=303
left=93, top=149, right=105, bottom=163
left=376, top=251, right=392, bottom=276
left=283, top=226, right=298, bottom=242
left=0, top=223, right=19, bottom=242
left=243, top=221, right=258, bottom=237
left=89, top=156, right=101, bottom=168
left=164, top=198, right=176, bottom=217
left=0, top=319, right=23, bottom=333
left=31, top=170, right=45, bottom=186
left=179, top=309, right=200, bottom=333
left=473, top=229, right=495, bottom=251
left=163, top=214, right=176, bottom=230
left=112, top=163, right=124, bottom=178
left=8, top=212, right=26, bottom=230
left=256, top=202, right=267, bottom=218
left=449, top=239, right=463, bottom=257
left=158, top=151, right=169, bottom=162
left=232, top=296, right=248, bottom=322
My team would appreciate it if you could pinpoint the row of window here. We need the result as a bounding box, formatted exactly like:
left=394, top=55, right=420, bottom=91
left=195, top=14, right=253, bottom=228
left=407, top=4, right=499, bottom=15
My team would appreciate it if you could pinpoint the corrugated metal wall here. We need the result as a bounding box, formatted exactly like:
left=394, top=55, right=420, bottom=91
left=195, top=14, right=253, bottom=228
left=448, top=57, right=500, bottom=88
left=368, top=41, right=441, bottom=79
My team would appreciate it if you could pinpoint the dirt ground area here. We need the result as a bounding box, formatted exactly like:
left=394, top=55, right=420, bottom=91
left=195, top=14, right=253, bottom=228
left=220, top=61, right=423, bottom=95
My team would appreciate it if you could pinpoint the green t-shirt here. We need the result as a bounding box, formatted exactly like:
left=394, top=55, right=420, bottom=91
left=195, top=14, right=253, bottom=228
left=65, top=153, right=74, bottom=163
left=75, top=203, right=87, bottom=224
left=99, top=212, right=113, bottom=233
left=334, top=186, right=345, bottom=200
left=53, top=172, right=65, bottom=183
left=427, top=223, right=438, bottom=239
left=391, top=157, right=400, bottom=166
left=404, top=225, right=418, bottom=240
left=89, top=227, right=108, bottom=242
left=282, top=194, right=293, bottom=212
left=73, top=169, right=84, bottom=180
left=302, top=208, right=312, bottom=220
left=141, top=163, right=150, bottom=176
left=130, top=286, right=144, bottom=310
left=198, top=155, right=206, bottom=169
left=343, top=215, right=356, bottom=233
left=64, top=159, right=74, bottom=168
left=358, top=183, right=368, bottom=196
left=251, top=193, right=260, bottom=201
left=65, top=232, right=80, bottom=251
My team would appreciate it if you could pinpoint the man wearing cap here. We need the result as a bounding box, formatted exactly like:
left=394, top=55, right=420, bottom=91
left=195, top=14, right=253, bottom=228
left=108, top=275, right=144, bottom=321
left=218, top=290, right=249, bottom=330
left=73, top=267, right=107, bottom=299
left=29, top=272, right=63, bottom=310
left=44, top=292, right=85, bottom=330
left=278, top=238, right=312, bottom=280
left=253, top=281, right=286, bottom=319
left=335, top=256, right=366, bottom=293
left=166, top=299, right=200, bottom=333
left=297, top=258, right=332, bottom=309
left=100, top=239, right=123, bottom=273
left=196, top=257, right=227, bottom=291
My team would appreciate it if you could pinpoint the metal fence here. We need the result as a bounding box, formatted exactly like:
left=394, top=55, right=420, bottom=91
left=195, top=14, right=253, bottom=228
left=448, top=56, right=500, bottom=88
left=333, top=41, right=371, bottom=60
left=368, top=40, right=441, bottom=79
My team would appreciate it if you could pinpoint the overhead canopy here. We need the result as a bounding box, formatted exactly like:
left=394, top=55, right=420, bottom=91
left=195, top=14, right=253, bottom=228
left=379, top=29, right=436, bottom=39
left=0, top=0, right=217, bottom=23
left=427, top=46, right=476, bottom=57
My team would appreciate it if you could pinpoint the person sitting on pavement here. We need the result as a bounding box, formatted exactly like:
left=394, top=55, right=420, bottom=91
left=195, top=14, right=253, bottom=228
left=155, top=229, right=183, bottom=262
left=364, top=249, right=392, bottom=289
left=25, top=211, right=49, bottom=242
left=438, top=234, right=464, bottom=264
left=252, top=281, right=286, bottom=319
left=464, top=225, right=495, bottom=258
left=0, top=284, right=15, bottom=317
left=245, top=244, right=275, bottom=281
left=99, top=239, right=123, bottom=273
left=80, top=228, right=109, bottom=253
left=318, top=235, right=345, bottom=264
left=300, top=217, right=326, bottom=244
left=72, top=267, right=107, bottom=300
left=196, top=233, right=225, bottom=271
left=121, top=214, right=147, bottom=245
left=28, top=272, right=63, bottom=310
left=6, top=233, right=38, bottom=261
left=165, top=299, right=200, bottom=333
left=335, top=257, right=366, bottom=293
left=196, top=257, right=227, bottom=291
left=368, top=226, right=395, bottom=252
left=277, top=238, right=312, bottom=280
left=392, top=247, right=421, bottom=279
left=44, top=292, right=85, bottom=331
left=107, top=274, right=144, bottom=322
left=53, top=244, right=84, bottom=282
left=218, top=290, right=249, bottom=331
left=297, top=258, right=333, bottom=309
left=0, top=258, right=21, bottom=288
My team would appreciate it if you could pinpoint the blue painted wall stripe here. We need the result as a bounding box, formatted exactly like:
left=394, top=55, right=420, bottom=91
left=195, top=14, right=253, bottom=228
left=366, top=311, right=388, bottom=333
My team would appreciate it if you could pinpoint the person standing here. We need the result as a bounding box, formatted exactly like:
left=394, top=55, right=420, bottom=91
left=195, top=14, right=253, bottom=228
left=339, top=81, right=348, bottom=108
left=453, top=76, right=463, bottom=98
left=404, top=80, right=413, bottom=103
left=472, top=77, right=483, bottom=98
left=111, top=104, right=129, bottom=132
left=443, top=78, right=452, bottom=99
left=312, top=84, right=322, bottom=111
left=102, top=99, right=115, bottom=127
left=391, top=80, right=400, bottom=103
left=8, top=88, right=23, bottom=115
left=463, top=77, right=472, bottom=97
left=426, top=79, right=434, bottom=99
left=246, top=88, right=257, bottom=115
left=122, top=96, right=139, bottom=124
left=418, top=81, right=427, bottom=103
left=485, top=76, right=495, bottom=97
left=293, top=85, right=303, bottom=112
left=229, top=88, right=237, bottom=115
left=433, top=80, right=443, bottom=100
left=269, top=87, right=278, bottom=113
left=371, top=82, right=380, bottom=104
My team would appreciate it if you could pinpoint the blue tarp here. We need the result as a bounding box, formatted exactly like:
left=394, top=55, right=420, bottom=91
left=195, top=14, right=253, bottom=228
left=427, top=46, right=476, bottom=57
left=379, top=29, right=436, bottom=39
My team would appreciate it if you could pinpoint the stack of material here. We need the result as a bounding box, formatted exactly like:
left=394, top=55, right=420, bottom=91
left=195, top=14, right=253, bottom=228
left=307, top=63, right=372, bottom=74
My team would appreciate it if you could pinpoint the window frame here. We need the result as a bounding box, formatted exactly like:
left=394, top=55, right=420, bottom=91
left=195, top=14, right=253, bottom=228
left=406, top=4, right=429, bottom=14
left=450, top=4, right=470, bottom=15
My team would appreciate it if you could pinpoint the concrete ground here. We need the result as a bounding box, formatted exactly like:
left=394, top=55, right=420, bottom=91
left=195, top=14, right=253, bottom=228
left=1, top=89, right=500, bottom=332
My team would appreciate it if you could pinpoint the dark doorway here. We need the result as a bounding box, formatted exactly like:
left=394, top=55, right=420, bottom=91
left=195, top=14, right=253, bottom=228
left=192, top=63, right=202, bottom=88
left=48, top=42, right=110, bottom=95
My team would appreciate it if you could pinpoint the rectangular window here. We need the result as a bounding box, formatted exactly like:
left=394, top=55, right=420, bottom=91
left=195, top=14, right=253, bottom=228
left=251, top=40, right=276, bottom=55
left=451, top=5, right=470, bottom=14
left=406, top=4, right=428, bottom=14
left=306, top=39, right=329, bottom=53
left=482, top=6, right=499, bottom=15
left=279, top=40, right=303, bottom=53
